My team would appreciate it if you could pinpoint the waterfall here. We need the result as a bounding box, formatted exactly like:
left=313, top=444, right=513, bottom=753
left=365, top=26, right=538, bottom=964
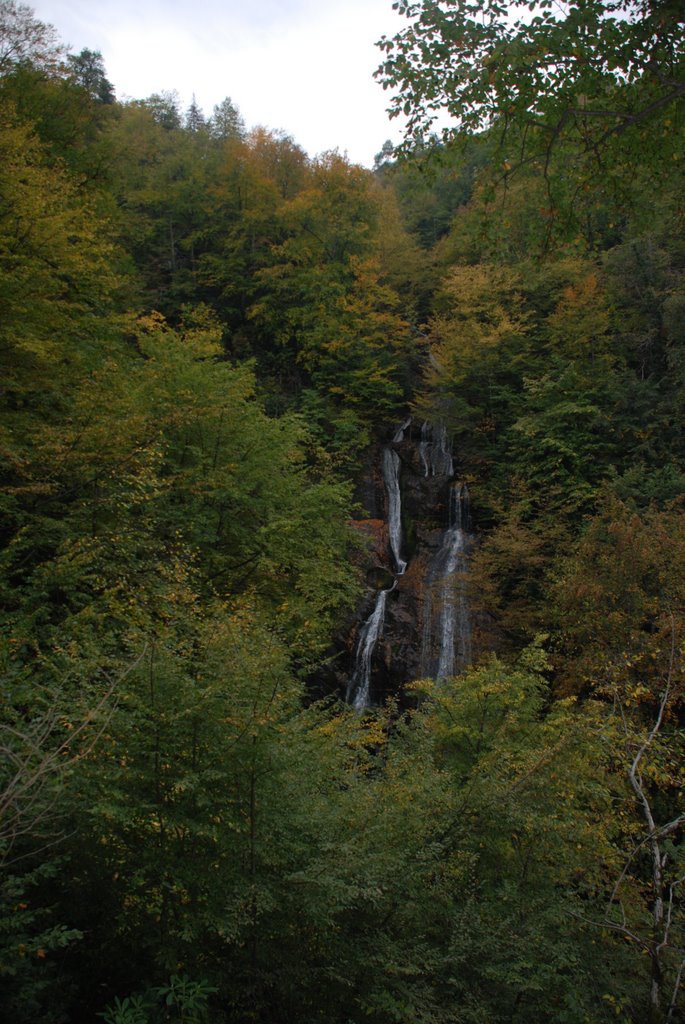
left=346, top=587, right=390, bottom=709
left=433, top=425, right=455, bottom=479
left=347, top=435, right=407, bottom=708
left=419, top=421, right=430, bottom=477
left=393, top=415, right=412, bottom=443
left=419, top=422, right=454, bottom=479
left=421, top=482, right=472, bottom=680
left=382, top=448, right=407, bottom=576
left=435, top=483, right=472, bottom=678
left=346, top=420, right=473, bottom=706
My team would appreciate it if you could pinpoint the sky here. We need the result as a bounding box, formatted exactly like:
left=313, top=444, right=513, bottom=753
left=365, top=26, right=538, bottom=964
left=30, top=0, right=409, bottom=167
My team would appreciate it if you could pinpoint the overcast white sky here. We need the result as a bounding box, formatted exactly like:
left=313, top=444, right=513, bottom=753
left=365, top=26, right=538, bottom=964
left=30, top=0, right=408, bottom=166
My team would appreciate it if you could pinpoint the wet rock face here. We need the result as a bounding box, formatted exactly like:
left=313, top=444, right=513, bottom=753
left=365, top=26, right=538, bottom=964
left=339, top=421, right=475, bottom=707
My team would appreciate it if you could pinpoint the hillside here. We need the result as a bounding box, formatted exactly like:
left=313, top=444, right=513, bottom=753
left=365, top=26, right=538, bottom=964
left=2, top=2, right=685, bottom=1021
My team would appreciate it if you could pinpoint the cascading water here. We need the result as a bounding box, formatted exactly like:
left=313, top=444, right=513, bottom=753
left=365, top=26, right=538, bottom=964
left=347, top=436, right=407, bottom=708
left=419, top=421, right=430, bottom=478
left=393, top=416, right=412, bottom=443
left=435, top=483, right=472, bottom=679
left=433, top=425, right=455, bottom=479
left=421, top=481, right=472, bottom=680
left=419, top=422, right=454, bottom=479
left=346, top=586, right=391, bottom=709
left=382, top=448, right=407, bottom=576
left=346, top=419, right=474, bottom=706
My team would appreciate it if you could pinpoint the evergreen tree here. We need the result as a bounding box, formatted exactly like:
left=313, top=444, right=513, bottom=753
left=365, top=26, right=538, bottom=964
left=210, top=95, right=245, bottom=140
left=185, top=93, right=205, bottom=132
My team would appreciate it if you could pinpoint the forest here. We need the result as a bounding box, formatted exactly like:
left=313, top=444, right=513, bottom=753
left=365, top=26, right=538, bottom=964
left=1, top=0, right=684, bottom=1021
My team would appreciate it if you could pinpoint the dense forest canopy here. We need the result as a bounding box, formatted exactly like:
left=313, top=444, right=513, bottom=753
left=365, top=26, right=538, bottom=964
left=1, top=1, right=685, bottom=1022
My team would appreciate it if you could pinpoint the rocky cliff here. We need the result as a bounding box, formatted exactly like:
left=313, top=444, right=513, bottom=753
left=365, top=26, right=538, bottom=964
left=313, top=420, right=476, bottom=707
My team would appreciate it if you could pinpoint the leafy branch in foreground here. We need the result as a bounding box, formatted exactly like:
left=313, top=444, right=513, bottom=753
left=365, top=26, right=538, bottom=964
left=377, top=0, right=684, bottom=161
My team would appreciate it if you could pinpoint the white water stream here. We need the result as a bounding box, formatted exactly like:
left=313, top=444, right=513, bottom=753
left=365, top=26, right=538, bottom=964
left=346, top=586, right=391, bottom=709
left=420, top=481, right=472, bottom=679
left=382, top=448, right=407, bottom=576
left=419, top=422, right=454, bottom=478
left=347, top=438, right=407, bottom=708
left=347, top=421, right=472, bottom=707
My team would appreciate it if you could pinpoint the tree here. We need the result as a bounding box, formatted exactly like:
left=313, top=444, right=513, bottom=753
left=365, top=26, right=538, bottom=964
left=0, top=0, right=62, bottom=75
left=210, top=95, right=245, bottom=141
left=246, top=126, right=309, bottom=199
left=381, top=134, right=491, bottom=250
left=0, top=291, right=361, bottom=1019
left=418, top=260, right=531, bottom=487
left=107, top=97, right=219, bottom=312
left=67, top=48, right=114, bottom=103
left=377, top=0, right=685, bottom=162
left=141, top=90, right=181, bottom=130
left=553, top=498, right=685, bottom=1020
left=377, top=0, right=685, bottom=241
left=373, top=138, right=394, bottom=171
left=248, top=152, right=414, bottom=433
left=342, top=650, right=641, bottom=1023
left=185, top=93, right=205, bottom=132
left=0, top=103, right=119, bottom=475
